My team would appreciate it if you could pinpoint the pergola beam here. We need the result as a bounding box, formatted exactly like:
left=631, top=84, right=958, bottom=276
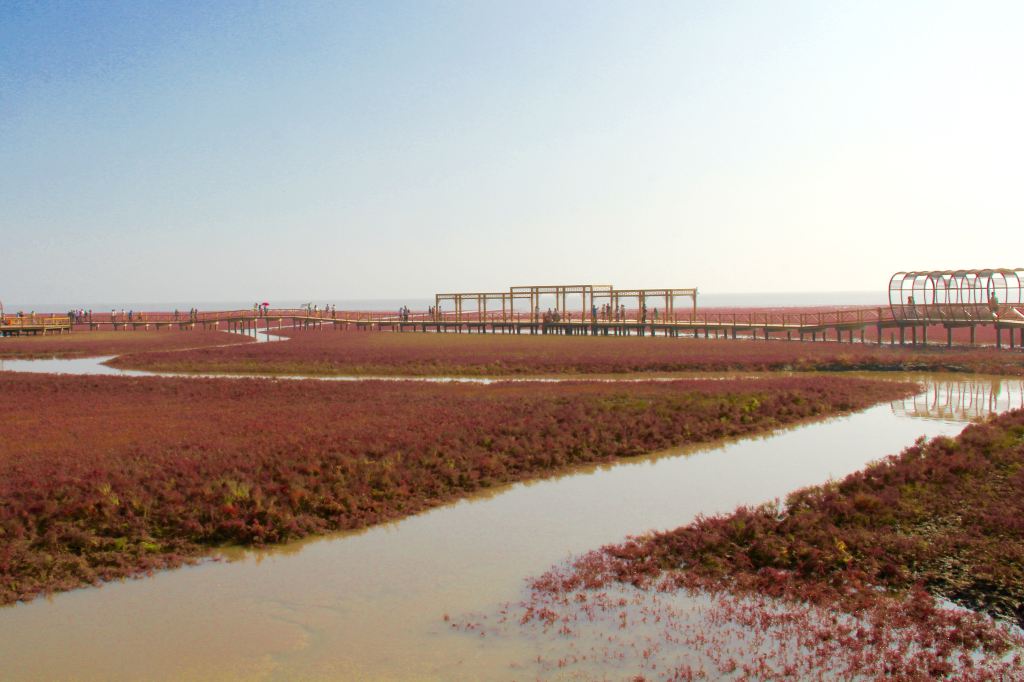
left=436, top=291, right=516, bottom=322
left=436, top=284, right=699, bottom=324
left=510, top=285, right=613, bottom=322
left=592, top=288, right=698, bottom=322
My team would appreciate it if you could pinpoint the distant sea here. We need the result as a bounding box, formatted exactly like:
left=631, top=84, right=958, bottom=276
left=8, top=291, right=886, bottom=314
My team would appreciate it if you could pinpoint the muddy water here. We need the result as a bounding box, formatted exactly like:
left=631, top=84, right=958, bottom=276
left=0, top=355, right=152, bottom=376
left=0, top=353, right=758, bottom=383
left=0, top=354, right=565, bottom=382
left=0, top=372, right=1021, bottom=680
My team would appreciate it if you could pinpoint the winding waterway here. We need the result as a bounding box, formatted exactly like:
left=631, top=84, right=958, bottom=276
left=1, top=346, right=1022, bottom=680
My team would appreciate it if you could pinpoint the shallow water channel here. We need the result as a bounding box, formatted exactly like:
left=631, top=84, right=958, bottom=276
left=0, top=353, right=1022, bottom=679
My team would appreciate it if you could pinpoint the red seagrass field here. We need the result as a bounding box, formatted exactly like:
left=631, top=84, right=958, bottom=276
left=0, top=371, right=912, bottom=605
left=3, top=323, right=1024, bottom=679
left=105, top=326, right=1024, bottom=377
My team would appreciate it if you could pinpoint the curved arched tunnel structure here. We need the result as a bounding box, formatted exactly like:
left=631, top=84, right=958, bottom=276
left=889, top=269, right=1024, bottom=324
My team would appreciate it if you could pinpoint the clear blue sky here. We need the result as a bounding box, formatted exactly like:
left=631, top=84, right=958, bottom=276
left=2, top=1, right=1022, bottom=306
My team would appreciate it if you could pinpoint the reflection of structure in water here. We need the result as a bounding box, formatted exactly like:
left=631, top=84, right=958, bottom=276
left=892, top=380, right=1024, bottom=421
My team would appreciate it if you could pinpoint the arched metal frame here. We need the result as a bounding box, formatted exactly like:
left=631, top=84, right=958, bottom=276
left=888, top=269, right=1024, bottom=323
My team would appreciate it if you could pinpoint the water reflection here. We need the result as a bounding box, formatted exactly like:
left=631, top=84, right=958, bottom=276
left=892, top=378, right=1024, bottom=421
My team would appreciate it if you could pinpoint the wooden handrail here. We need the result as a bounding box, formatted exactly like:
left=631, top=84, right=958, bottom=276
left=1, top=315, right=71, bottom=327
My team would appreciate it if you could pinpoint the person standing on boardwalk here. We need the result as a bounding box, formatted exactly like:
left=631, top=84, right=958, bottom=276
left=988, top=292, right=1000, bottom=319
left=905, top=296, right=916, bottom=320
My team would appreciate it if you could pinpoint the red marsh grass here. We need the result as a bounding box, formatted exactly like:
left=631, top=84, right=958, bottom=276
left=106, top=328, right=1024, bottom=377
left=0, top=373, right=913, bottom=604
left=507, top=409, right=1024, bottom=678
left=0, top=330, right=250, bottom=360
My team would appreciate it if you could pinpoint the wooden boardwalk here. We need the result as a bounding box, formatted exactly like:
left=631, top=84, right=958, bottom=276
left=38, top=306, right=1022, bottom=349
left=363, top=308, right=1024, bottom=349
left=6, top=271, right=1023, bottom=348
left=7, top=271, right=1023, bottom=348
left=5, top=306, right=1024, bottom=349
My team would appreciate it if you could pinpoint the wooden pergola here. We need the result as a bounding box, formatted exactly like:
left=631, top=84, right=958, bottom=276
left=434, top=284, right=699, bottom=323
left=435, top=291, right=519, bottom=322
left=509, top=284, right=613, bottom=322
left=591, top=288, right=698, bottom=322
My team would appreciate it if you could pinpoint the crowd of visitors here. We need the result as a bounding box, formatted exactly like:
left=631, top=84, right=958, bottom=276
left=67, top=309, right=92, bottom=324
left=595, top=303, right=630, bottom=321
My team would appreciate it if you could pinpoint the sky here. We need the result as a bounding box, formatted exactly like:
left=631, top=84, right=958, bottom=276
left=2, top=0, right=1022, bottom=307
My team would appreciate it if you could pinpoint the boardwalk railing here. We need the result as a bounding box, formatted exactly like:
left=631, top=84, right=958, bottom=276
left=69, top=305, right=1023, bottom=330
left=10, top=304, right=1019, bottom=349
left=691, top=307, right=892, bottom=329
left=892, top=303, right=1024, bottom=324
left=1, top=315, right=72, bottom=329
